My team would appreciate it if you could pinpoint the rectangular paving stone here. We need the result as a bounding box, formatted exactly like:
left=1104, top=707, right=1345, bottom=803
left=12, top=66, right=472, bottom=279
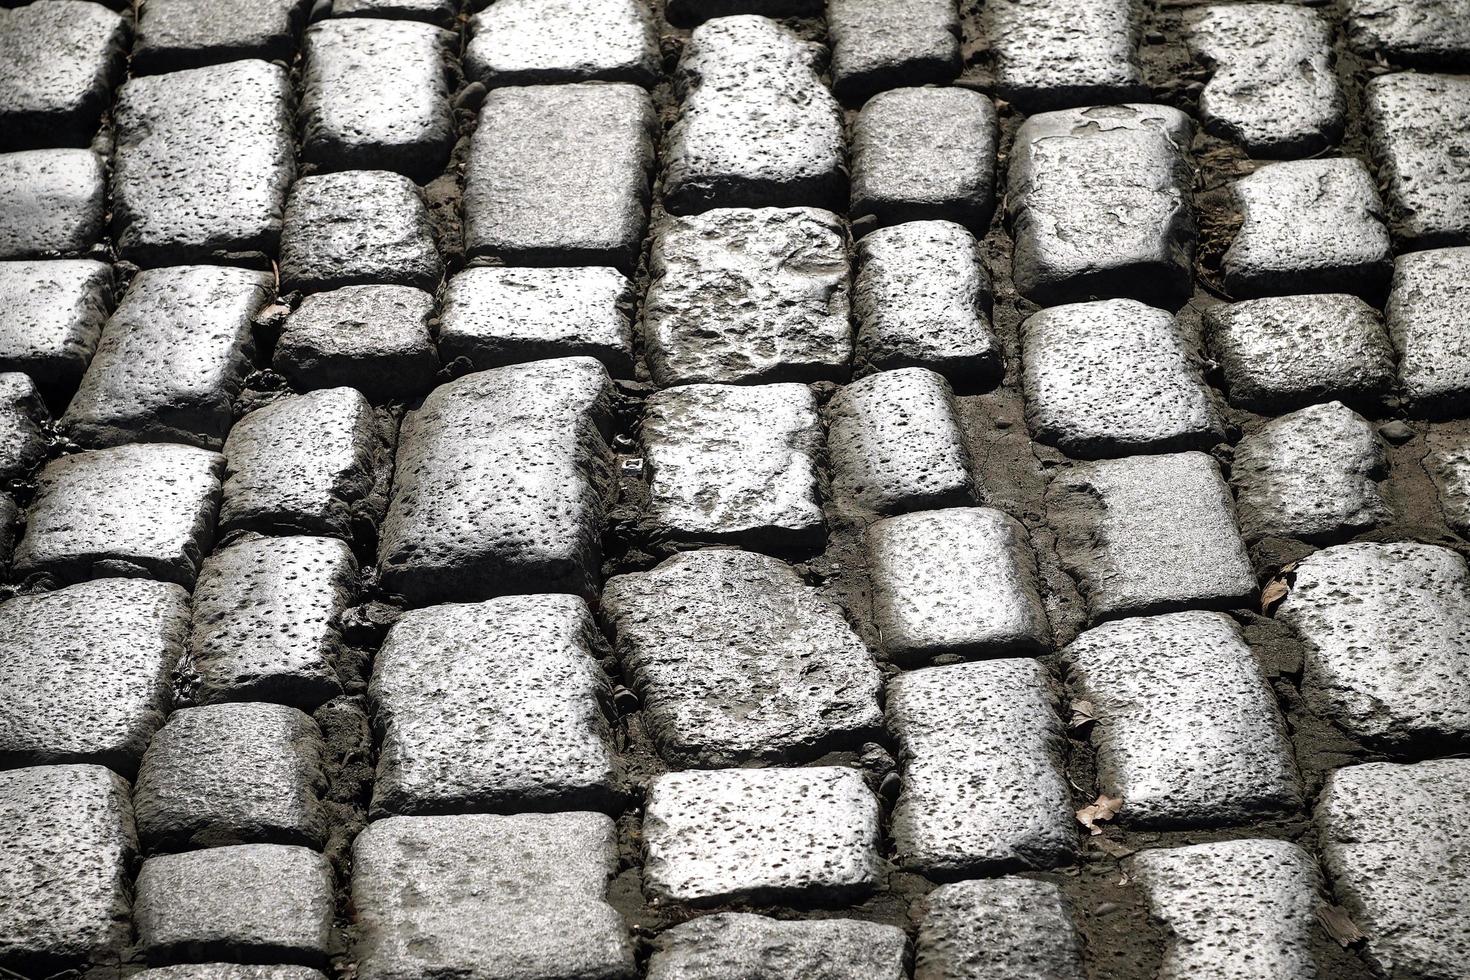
left=888, top=660, right=1074, bottom=877
left=1064, top=611, right=1302, bottom=827
left=663, top=15, right=845, bottom=213
left=1366, top=72, right=1470, bottom=248
left=1007, top=104, right=1195, bottom=306
left=915, top=878, right=1086, bottom=980
left=641, top=383, right=824, bottom=552
left=132, top=0, right=310, bottom=74
left=1346, top=0, right=1470, bottom=69
left=352, top=812, right=634, bottom=980
left=1047, top=451, right=1255, bottom=622
left=827, top=0, right=960, bottom=106
left=112, top=60, right=296, bottom=266
left=0, top=372, right=48, bottom=482
left=61, top=265, right=271, bottom=449
left=643, top=207, right=851, bottom=386
left=0, top=0, right=127, bottom=149
left=0, top=149, right=105, bottom=259
left=378, top=357, right=615, bottom=605
left=465, top=83, right=656, bottom=271
left=648, top=914, right=907, bottom=980
left=466, top=0, right=659, bottom=88
left=602, top=550, right=882, bottom=767
left=331, top=0, right=458, bottom=26
left=665, top=0, right=821, bottom=25
left=370, top=594, right=617, bottom=817
left=0, top=578, right=188, bottom=776
left=0, top=259, right=112, bottom=389
left=274, top=284, right=440, bottom=402
left=643, top=767, right=881, bottom=906
left=986, top=0, right=1145, bottom=112
left=136, top=967, right=328, bottom=980
left=1385, top=246, right=1470, bottom=415
left=1427, top=431, right=1470, bottom=535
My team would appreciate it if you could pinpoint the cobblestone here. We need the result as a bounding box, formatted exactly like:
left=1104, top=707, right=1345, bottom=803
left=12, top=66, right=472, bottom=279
left=0, top=0, right=127, bottom=150
left=1365, top=72, right=1470, bottom=248
left=331, top=0, right=457, bottom=26
left=274, top=284, right=440, bottom=401
left=827, top=0, right=959, bottom=105
left=280, top=171, right=441, bottom=294
left=1384, top=246, right=1470, bottom=415
left=985, top=0, right=1144, bottom=112
left=1346, top=0, right=1470, bottom=68
left=915, top=878, right=1087, bottom=980
left=0, top=259, right=112, bottom=389
left=1426, top=431, right=1470, bottom=535
left=0, top=372, right=47, bottom=482
left=0, top=149, right=105, bottom=259
left=665, top=0, right=820, bottom=25
left=135, top=968, right=328, bottom=980
left=648, top=914, right=907, bottom=980
left=132, top=0, right=309, bottom=74
left=466, top=0, right=659, bottom=89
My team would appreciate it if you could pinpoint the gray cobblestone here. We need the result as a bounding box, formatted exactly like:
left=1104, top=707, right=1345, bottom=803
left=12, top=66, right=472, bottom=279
left=1384, top=246, right=1470, bottom=414
left=466, top=0, right=659, bottom=88
left=331, top=0, right=457, bottom=26
left=915, top=878, right=1086, bottom=980
left=1426, top=431, right=1470, bottom=535
left=0, top=0, right=127, bottom=150
left=280, top=171, right=441, bottom=294
left=986, top=0, right=1145, bottom=112
left=0, top=149, right=105, bottom=259
left=1346, top=0, right=1470, bottom=68
left=274, top=284, right=440, bottom=401
left=135, top=967, right=328, bottom=980
left=0, top=259, right=111, bottom=388
left=132, top=0, right=309, bottom=74
left=1366, top=72, right=1470, bottom=248
left=665, top=0, right=820, bottom=26
left=827, top=0, right=959, bottom=105
left=0, top=372, right=47, bottom=482
left=648, top=914, right=907, bottom=980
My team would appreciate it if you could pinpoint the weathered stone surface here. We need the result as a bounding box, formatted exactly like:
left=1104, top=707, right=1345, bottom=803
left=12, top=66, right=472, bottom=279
left=888, top=660, right=1073, bottom=877
left=274, top=284, right=440, bottom=401
left=915, top=878, right=1087, bottom=980
left=1232, top=401, right=1389, bottom=544
left=665, top=0, right=821, bottom=26
left=641, top=383, right=824, bottom=551
left=0, top=372, right=47, bottom=482
left=439, top=266, right=634, bottom=375
left=664, top=16, right=845, bottom=213
left=378, top=357, right=614, bottom=605
left=1316, top=758, right=1470, bottom=980
left=0, top=765, right=135, bottom=971
left=16, top=444, right=222, bottom=587
left=1065, top=611, right=1301, bottom=827
left=0, top=0, right=126, bottom=149
left=132, top=0, right=309, bottom=74
left=0, top=259, right=112, bottom=388
left=643, top=207, right=851, bottom=385
left=0, top=150, right=105, bottom=259
left=0, top=579, right=187, bottom=775
left=352, top=812, right=633, bottom=980
left=1365, top=72, right=1470, bottom=249
left=190, top=535, right=359, bottom=710
left=133, top=702, right=327, bottom=852
left=134, top=844, right=333, bottom=965
left=850, top=88, right=996, bottom=231
left=465, top=83, right=656, bottom=270
left=1130, top=839, right=1322, bottom=980
left=1048, top=452, right=1255, bottom=622
left=827, top=368, right=975, bottom=515
left=602, top=550, right=882, bottom=767
left=1346, top=0, right=1470, bottom=69
left=648, top=914, right=907, bottom=980
left=136, top=967, right=328, bottom=980
left=643, top=767, right=881, bottom=906
left=280, top=171, right=441, bottom=294
left=1385, top=246, right=1470, bottom=415
left=1427, top=431, right=1470, bottom=535
left=330, top=0, right=457, bottom=26
left=1277, top=541, right=1470, bottom=747
left=467, top=0, right=659, bottom=88
left=867, top=508, right=1050, bottom=665
left=61, top=265, right=271, bottom=449
left=371, top=594, right=617, bottom=816
left=986, top=0, right=1145, bottom=112
left=827, top=0, right=960, bottom=105
left=1008, top=104, right=1195, bottom=306
left=301, top=19, right=455, bottom=181
left=113, top=60, right=296, bottom=266
left=1189, top=4, right=1343, bottom=157
left=1204, top=294, right=1396, bottom=413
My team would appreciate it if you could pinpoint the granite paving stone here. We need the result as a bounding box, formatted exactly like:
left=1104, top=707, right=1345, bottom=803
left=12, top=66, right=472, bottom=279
left=1426, top=431, right=1470, bottom=535
left=1384, top=246, right=1470, bottom=415
left=1346, top=0, right=1470, bottom=68
left=826, top=0, right=960, bottom=105
left=647, top=914, right=907, bottom=980
left=915, top=878, right=1087, bottom=980
left=132, top=0, right=310, bottom=74
left=273, top=284, right=440, bottom=401
left=0, top=149, right=106, bottom=259
left=466, top=0, right=660, bottom=88
left=0, top=259, right=112, bottom=389
left=330, top=0, right=459, bottom=27
left=1365, top=72, right=1470, bottom=248
left=986, top=0, right=1145, bottom=112
left=666, top=0, right=821, bottom=26
left=0, top=0, right=127, bottom=150
left=0, top=372, right=48, bottom=482
left=135, top=968, right=329, bottom=980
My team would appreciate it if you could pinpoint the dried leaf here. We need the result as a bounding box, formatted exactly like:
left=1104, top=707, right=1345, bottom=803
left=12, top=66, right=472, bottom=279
left=1317, top=904, right=1366, bottom=948
left=1076, top=794, right=1124, bottom=835
left=1261, top=577, right=1290, bottom=614
left=1069, top=699, right=1097, bottom=732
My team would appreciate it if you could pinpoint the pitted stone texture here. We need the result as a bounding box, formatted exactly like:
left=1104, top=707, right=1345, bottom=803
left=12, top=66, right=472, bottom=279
left=1130, top=840, right=1322, bottom=980
left=0, top=373, right=47, bottom=482
left=1008, top=104, right=1195, bottom=306
left=331, top=0, right=458, bottom=26
left=1022, top=299, right=1221, bottom=459
left=1048, top=452, right=1255, bottom=622
left=1277, top=541, right=1470, bottom=747
left=850, top=88, right=996, bottom=232
left=1064, top=612, right=1301, bottom=827
left=467, top=0, right=659, bottom=88
left=827, top=368, right=975, bottom=515
left=643, top=767, right=881, bottom=906
left=16, top=444, right=222, bottom=587
left=986, top=0, right=1144, bottom=112
left=602, top=550, right=882, bottom=767
left=465, top=83, right=656, bottom=270
left=0, top=259, right=111, bottom=388
left=371, top=594, right=617, bottom=817
left=1346, top=0, right=1470, bottom=69
left=643, top=207, right=851, bottom=386
left=888, top=660, right=1073, bottom=877
left=301, top=19, right=454, bottom=181
left=1426, top=432, right=1470, bottom=535
left=0, top=150, right=105, bottom=259
left=1385, top=247, right=1470, bottom=415
left=0, top=1, right=126, bottom=150
left=136, top=968, right=328, bottom=980
left=0, top=765, right=135, bottom=971
left=641, top=384, right=824, bottom=551
left=1316, top=759, right=1470, bottom=980
left=1189, top=4, right=1343, bottom=157
left=61, top=265, right=270, bottom=450
left=113, top=60, right=295, bottom=266
left=135, top=844, right=333, bottom=966
left=0, top=494, right=16, bottom=574
left=868, top=508, right=1049, bottom=665
left=280, top=171, right=441, bottom=294
left=221, top=388, right=380, bottom=540
left=647, top=914, right=907, bottom=980
left=133, top=703, right=327, bottom=853
left=666, top=0, right=821, bottom=25
left=915, top=878, right=1087, bottom=980
left=0, top=579, right=187, bottom=775
left=274, top=284, right=440, bottom=401
left=1366, top=72, right=1470, bottom=249
left=378, top=357, right=615, bottom=605
left=352, top=812, right=634, bottom=980
left=1232, top=401, right=1389, bottom=544
left=664, top=16, right=845, bottom=213
left=439, top=266, right=634, bottom=375
left=827, top=0, right=960, bottom=105
left=190, top=535, right=358, bottom=710
left=1204, top=294, right=1395, bottom=413
left=132, top=0, right=309, bottom=74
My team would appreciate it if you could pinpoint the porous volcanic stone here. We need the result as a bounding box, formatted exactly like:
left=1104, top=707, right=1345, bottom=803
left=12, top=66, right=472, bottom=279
left=915, top=878, right=1087, bottom=980
left=0, top=372, right=47, bottom=482
left=466, top=0, right=659, bottom=88
left=986, top=0, right=1145, bottom=112
left=827, top=0, right=960, bottom=105
left=331, top=0, right=458, bottom=26
left=1427, top=432, right=1470, bottom=535
left=132, top=0, right=310, bottom=74
left=1365, top=72, right=1470, bottom=248
left=1385, top=246, right=1470, bottom=415
left=647, top=914, right=907, bottom=980
left=1346, top=0, right=1470, bottom=68
left=273, top=284, right=440, bottom=401
left=0, top=259, right=112, bottom=388
left=136, top=968, right=328, bottom=980
left=665, top=0, right=821, bottom=26
left=0, top=149, right=105, bottom=259
left=0, top=0, right=126, bottom=149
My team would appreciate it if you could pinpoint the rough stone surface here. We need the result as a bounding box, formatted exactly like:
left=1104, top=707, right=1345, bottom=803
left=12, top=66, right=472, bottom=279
left=1346, top=0, right=1470, bottom=68
left=0, top=372, right=47, bottom=482
left=466, top=0, right=659, bottom=88
left=647, top=914, right=907, bottom=980
left=827, top=0, right=959, bottom=105
left=1365, top=72, right=1470, bottom=249
left=0, top=149, right=105, bottom=259
left=0, top=0, right=126, bottom=149
left=132, top=0, right=309, bottom=74
left=915, top=878, right=1087, bottom=980
left=665, top=0, right=821, bottom=26
left=986, top=0, right=1145, bottom=112
left=0, top=259, right=112, bottom=388
left=135, top=968, right=328, bottom=980
left=602, top=550, right=882, bottom=767
left=331, top=0, right=458, bottom=26
left=1427, top=431, right=1470, bottom=535
left=1385, top=246, right=1470, bottom=415
left=0, top=493, right=14, bottom=574
left=274, top=284, right=440, bottom=402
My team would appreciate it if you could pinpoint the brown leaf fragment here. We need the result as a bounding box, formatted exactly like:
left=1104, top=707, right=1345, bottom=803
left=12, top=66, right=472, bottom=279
left=1069, top=699, right=1097, bottom=732
left=1261, top=577, right=1290, bottom=614
left=1317, top=903, right=1367, bottom=948
left=1076, top=794, right=1124, bottom=835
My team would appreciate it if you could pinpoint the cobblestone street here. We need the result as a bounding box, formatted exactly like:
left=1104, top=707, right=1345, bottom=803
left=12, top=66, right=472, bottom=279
left=2, top=0, right=1470, bottom=978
